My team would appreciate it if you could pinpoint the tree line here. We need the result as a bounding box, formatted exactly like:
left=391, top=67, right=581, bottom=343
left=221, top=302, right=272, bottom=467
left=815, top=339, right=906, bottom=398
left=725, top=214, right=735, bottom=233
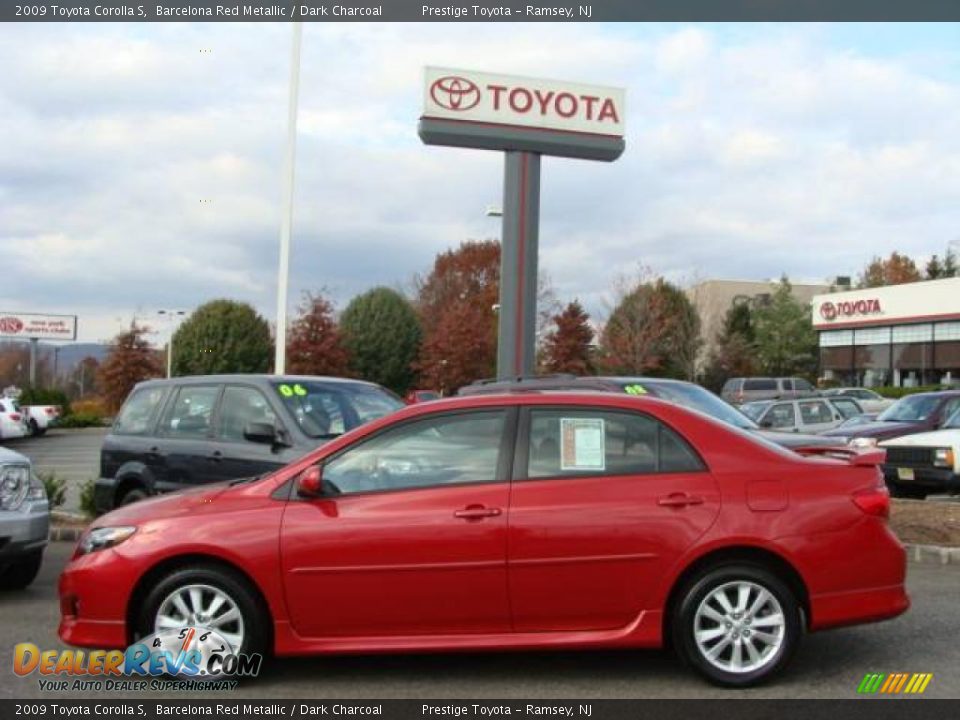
left=54, top=240, right=960, bottom=411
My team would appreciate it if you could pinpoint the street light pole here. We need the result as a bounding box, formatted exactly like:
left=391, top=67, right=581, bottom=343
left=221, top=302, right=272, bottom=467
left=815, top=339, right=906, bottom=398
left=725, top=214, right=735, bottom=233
left=157, top=310, right=186, bottom=379
left=274, top=21, right=304, bottom=376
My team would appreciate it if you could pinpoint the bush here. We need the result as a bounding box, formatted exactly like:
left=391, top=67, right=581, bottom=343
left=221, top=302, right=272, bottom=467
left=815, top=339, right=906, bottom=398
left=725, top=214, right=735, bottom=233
left=70, top=397, right=107, bottom=417
left=78, top=479, right=97, bottom=518
left=872, top=385, right=947, bottom=399
left=17, top=387, right=71, bottom=415
left=57, top=412, right=106, bottom=429
left=38, top=471, right=67, bottom=509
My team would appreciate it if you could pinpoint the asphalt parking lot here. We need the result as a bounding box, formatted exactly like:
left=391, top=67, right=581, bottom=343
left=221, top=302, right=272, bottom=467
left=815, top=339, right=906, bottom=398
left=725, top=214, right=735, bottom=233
left=3, top=427, right=106, bottom=514
left=0, top=542, right=957, bottom=700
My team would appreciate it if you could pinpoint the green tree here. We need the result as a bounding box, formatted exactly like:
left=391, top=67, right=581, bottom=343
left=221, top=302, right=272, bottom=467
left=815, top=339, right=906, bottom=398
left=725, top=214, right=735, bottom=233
left=599, top=278, right=701, bottom=379
left=172, top=300, right=272, bottom=376
left=926, top=254, right=945, bottom=280
left=701, top=302, right=758, bottom=392
left=340, top=287, right=422, bottom=394
left=752, top=277, right=817, bottom=377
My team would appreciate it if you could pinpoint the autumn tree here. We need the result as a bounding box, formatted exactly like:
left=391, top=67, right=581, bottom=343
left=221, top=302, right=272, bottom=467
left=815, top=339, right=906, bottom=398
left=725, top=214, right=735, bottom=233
left=172, top=299, right=272, bottom=376
left=599, top=278, right=702, bottom=379
left=340, top=287, right=421, bottom=393
left=701, top=302, right=758, bottom=392
left=98, top=322, right=164, bottom=412
left=541, top=300, right=595, bottom=375
left=71, top=356, right=101, bottom=399
left=415, top=240, right=501, bottom=393
left=286, top=292, right=352, bottom=376
left=752, top=277, right=817, bottom=377
left=858, top=252, right=922, bottom=288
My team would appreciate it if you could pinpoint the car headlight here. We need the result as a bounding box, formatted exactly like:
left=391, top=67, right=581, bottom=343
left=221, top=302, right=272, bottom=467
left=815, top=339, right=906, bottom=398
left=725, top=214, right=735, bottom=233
left=77, top=526, right=137, bottom=556
left=934, top=448, right=955, bottom=468
left=0, top=465, right=33, bottom=511
left=849, top=437, right=878, bottom=449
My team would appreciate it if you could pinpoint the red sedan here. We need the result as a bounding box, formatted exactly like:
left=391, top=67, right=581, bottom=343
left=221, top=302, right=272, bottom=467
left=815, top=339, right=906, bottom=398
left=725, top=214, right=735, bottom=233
left=59, top=392, right=907, bottom=686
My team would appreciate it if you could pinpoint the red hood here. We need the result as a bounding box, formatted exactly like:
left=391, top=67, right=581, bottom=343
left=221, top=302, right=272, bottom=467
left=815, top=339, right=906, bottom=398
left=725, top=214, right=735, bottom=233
left=93, top=481, right=235, bottom=527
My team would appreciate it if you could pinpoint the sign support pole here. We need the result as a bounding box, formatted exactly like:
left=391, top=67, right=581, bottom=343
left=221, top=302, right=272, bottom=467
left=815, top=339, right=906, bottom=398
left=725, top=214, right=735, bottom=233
left=29, top=338, right=37, bottom=386
left=497, top=151, right=541, bottom=379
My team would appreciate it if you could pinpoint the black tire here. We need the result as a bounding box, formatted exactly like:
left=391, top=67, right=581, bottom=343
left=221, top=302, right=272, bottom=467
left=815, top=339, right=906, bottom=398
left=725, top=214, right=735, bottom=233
left=137, top=564, right=269, bottom=658
left=118, top=487, right=148, bottom=506
left=28, top=419, right=40, bottom=437
left=672, top=563, right=801, bottom=687
left=0, top=551, right=43, bottom=591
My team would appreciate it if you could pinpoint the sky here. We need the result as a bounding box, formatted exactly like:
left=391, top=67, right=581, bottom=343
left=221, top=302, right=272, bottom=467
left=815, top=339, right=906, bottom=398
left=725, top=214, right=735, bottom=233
left=1, top=21, right=959, bottom=344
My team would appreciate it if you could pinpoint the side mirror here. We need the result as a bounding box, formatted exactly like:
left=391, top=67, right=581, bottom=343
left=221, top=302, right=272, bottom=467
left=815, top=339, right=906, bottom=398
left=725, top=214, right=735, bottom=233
left=244, top=421, right=278, bottom=445
left=760, top=419, right=774, bottom=428
left=297, top=466, right=324, bottom=497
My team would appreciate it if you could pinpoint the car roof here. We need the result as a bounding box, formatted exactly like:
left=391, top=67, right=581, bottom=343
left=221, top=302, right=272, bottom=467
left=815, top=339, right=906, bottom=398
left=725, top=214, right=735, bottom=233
left=136, top=374, right=384, bottom=389
left=403, top=390, right=675, bottom=413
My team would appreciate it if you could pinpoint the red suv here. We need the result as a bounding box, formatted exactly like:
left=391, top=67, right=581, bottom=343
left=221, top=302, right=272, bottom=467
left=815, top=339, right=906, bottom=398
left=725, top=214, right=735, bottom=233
left=59, top=392, right=907, bottom=687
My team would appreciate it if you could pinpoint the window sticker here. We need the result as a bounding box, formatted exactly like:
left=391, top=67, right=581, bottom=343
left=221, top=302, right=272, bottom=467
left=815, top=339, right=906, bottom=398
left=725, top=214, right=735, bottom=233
left=623, top=384, right=647, bottom=395
left=560, top=418, right=605, bottom=471
left=293, top=383, right=307, bottom=396
left=277, top=384, right=294, bottom=397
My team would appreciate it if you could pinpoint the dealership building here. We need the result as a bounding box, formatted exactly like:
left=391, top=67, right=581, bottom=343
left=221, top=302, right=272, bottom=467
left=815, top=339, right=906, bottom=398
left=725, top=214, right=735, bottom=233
left=812, top=277, right=960, bottom=388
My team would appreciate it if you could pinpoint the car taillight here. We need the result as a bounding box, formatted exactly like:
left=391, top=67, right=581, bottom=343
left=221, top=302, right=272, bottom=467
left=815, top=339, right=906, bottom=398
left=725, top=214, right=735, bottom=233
left=9, top=413, right=20, bottom=422
left=852, top=486, right=890, bottom=519
left=45, top=407, right=56, bottom=415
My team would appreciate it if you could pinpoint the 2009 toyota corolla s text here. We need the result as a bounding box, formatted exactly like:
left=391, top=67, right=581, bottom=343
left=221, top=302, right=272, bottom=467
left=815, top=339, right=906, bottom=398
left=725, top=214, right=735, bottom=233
left=59, top=392, right=908, bottom=686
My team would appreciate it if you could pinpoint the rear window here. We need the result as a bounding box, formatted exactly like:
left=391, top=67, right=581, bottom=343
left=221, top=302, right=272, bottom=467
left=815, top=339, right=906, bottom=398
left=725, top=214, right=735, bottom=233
left=744, top=379, right=777, bottom=391
left=794, top=378, right=814, bottom=392
left=721, top=379, right=741, bottom=392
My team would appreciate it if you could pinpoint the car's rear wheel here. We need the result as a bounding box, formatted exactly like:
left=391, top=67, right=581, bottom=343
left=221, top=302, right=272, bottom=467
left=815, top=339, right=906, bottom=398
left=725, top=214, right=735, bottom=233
left=672, top=564, right=801, bottom=687
left=118, top=487, right=148, bottom=506
left=137, top=564, right=268, bottom=657
left=0, top=551, right=43, bottom=591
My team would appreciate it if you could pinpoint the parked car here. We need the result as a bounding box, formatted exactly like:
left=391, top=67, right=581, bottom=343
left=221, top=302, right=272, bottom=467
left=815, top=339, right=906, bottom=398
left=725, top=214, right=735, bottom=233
left=94, top=374, right=404, bottom=513
left=405, top=389, right=440, bottom=404
left=834, top=413, right=879, bottom=431
left=0, top=446, right=49, bottom=590
left=721, top=377, right=818, bottom=405
left=459, top=375, right=846, bottom=450
left=0, top=398, right=28, bottom=441
left=22, top=404, right=61, bottom=436
left=879, top=408, right=960, bottom=499
left=60, top=391, right=907, bottom=687
left=821, top=388, right=894, bottom=414
left=739, top=397, right=864, bottom=434
left=821, top=390, right=960, bottom=447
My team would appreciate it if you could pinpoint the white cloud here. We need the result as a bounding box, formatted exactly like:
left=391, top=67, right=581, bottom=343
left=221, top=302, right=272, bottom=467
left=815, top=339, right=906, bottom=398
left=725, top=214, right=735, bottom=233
left=1, top=23, right=959, bottom=342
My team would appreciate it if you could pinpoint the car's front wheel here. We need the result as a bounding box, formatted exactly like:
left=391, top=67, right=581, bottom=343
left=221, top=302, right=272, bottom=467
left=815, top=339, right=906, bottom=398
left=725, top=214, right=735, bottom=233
left=672, top=564, right=801, bottom=687
left=0, top=551, right=43, bottom=591
left=137, top=564, right=268, bottom=657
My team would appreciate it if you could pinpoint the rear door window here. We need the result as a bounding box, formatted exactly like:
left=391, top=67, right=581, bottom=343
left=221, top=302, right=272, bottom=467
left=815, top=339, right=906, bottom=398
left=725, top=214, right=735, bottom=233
left=159, top=385, right=221, bottom=438
left=765, top=403, right=796, bottom=429
left=744, top=379, right=777, bottom=391
left=798, top=400, right=833, bottom=425
left=794, top=379, right=814, bottom=392
left=830, top=398, right=861, bottom=419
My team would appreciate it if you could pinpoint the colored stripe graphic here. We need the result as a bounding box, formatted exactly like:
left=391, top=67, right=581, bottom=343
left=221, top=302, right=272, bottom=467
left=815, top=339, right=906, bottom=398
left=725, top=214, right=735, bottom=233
left=858, top=673, right=932, bottom=695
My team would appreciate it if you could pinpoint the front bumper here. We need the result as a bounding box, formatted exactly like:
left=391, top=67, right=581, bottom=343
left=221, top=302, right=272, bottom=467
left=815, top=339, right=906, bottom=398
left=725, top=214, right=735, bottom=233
left=0, top=500, right=49, bottom=563
left=882, top=464, right=960, bottom=494
left=58, top=546, right=138, bottom=649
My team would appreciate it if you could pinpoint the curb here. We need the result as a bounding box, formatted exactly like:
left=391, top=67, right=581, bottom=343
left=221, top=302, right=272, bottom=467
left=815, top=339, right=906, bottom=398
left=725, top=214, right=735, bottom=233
left=49, top=525, right=85, bottom=542
left=904, top=542, right=960, bottom=566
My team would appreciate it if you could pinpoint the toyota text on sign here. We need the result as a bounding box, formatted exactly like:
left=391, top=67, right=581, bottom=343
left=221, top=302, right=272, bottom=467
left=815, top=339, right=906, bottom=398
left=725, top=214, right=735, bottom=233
left=422, top=67, right=626, bottom=137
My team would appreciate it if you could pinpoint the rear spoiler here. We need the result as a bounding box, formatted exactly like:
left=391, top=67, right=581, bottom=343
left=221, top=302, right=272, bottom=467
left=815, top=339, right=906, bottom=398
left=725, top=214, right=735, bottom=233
left=792, top=446, right=887, bottom=466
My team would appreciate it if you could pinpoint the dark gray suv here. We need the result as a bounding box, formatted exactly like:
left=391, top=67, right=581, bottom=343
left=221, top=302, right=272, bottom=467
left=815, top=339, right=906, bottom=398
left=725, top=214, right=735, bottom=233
left=95, top=374, right=404, bottom=513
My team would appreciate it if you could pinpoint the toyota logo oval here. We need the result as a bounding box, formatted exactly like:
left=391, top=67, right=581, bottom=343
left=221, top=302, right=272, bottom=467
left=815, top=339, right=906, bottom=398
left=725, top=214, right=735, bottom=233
left=0, top=317, right=24, bottom=334
left=819, top=302, right=838, bottom=321
left=430, top=76, right=481, bottom=112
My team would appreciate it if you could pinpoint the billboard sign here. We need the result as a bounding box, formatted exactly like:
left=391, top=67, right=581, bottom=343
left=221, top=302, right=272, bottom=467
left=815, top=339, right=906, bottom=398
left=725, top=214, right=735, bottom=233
left=423, top=67, right=626, bottom=137
left=0, top=312, right=77, bottom=341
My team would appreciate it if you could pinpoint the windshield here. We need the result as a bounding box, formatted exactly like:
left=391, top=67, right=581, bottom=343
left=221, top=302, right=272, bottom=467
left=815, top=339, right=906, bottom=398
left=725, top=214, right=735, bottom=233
left=877, top=394, right=941, bottom=423
left=944, top=408, right=960, bottom=429
left=623, top=381, right=759, bottom=430
left=739, top=403, right=770, bottom=421
left=272, top=381, right=404, bottom=439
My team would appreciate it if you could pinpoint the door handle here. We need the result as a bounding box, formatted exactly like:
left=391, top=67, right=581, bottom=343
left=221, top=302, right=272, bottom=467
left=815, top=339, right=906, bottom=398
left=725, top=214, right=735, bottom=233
left=146, top=446, right=161, bottom=456
left=658, top=493, right=705, bottom=508
left=209, top=450, right=223, bottom=463
left=453, top=505, right=502, bottom=521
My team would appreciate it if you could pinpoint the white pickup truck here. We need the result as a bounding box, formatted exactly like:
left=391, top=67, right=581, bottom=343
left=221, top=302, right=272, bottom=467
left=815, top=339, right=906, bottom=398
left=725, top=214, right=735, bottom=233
left=880, top=410, right=960, bottom=499
left=22, top=404, right=60, bottom=436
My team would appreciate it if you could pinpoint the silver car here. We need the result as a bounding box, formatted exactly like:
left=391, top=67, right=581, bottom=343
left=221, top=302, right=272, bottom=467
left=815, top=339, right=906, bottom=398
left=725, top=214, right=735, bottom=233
left=741, top=397, right=865, bottom=434
left=0, top=446, right=49, bottom=589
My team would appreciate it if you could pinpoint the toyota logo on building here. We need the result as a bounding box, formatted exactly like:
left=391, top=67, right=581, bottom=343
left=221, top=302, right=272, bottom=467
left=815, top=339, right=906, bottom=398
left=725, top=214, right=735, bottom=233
left=430, top=75, right=481, bottom=111
left=819, top=302, right=838, bottom=321
left=0, top=317, right=24, bottom=334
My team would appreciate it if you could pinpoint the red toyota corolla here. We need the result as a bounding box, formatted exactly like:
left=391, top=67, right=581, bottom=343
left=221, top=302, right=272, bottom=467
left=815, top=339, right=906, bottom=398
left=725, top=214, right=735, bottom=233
left=59, top=392, right=908, bottom=686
